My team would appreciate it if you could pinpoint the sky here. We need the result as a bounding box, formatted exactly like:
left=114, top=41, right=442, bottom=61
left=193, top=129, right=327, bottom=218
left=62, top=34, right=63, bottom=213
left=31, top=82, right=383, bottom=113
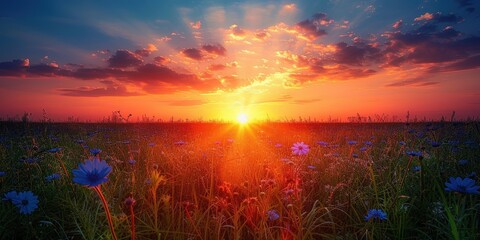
left=1, top=0, right=479, bottom=122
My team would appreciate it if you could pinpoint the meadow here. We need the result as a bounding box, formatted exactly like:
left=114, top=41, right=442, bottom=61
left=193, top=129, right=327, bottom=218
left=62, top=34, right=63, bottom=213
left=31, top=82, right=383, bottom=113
left=0, top=121, right=479, bottom=239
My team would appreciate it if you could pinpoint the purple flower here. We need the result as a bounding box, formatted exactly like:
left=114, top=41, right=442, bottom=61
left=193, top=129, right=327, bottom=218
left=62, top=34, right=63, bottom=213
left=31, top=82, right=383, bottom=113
left=445, top=177, right=480, bottom=194
left=267, top=209, right=280, bottom=221
left=291, top=142, right=310, bottom=155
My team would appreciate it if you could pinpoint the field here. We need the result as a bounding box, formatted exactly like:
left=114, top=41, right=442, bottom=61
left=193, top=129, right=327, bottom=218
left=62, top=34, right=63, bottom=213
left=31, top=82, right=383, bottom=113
left=0, top=121, right=479, bottom=239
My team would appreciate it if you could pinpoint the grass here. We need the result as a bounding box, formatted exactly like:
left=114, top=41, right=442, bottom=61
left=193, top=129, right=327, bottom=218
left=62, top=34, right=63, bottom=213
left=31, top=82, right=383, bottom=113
left=0, top=121, right=479, bottom=239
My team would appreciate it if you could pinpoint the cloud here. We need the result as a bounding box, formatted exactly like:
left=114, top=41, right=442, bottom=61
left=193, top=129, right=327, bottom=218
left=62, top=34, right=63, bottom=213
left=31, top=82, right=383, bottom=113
left=252, top=95, right=292, bottom=104
left=182, top=48, right=203, bottom=60
left=414, top=12, right=464, bottom=23
left=455, top=0, right=476, bottom=13
left=208, top=64, right=227, bottom=71
left=0, top=59, right=29, bottom=76
left=165, top=99, right=208, bottom=106
left=385, top=78, right=439, bottom=87
left=295, top=13, right=331, bottom=40
left=59, top=80, right=141, bottom=97
left=190, top=21, right=201, bottom=30
left=229, top=24, right=246, bottom=39
left=108, top=50, right=144, bottom=68
left=392, top=20, right=403, bottom=29
left=202, top=44, right=226, bottom=56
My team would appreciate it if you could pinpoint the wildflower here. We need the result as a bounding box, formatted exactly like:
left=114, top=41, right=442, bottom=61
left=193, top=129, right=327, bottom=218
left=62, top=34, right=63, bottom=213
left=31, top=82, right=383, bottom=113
left=444, top=177, right=480, bottom=194
left=0, top=171, right=5, bottom=177
left=275, top=143, right=282, bottom=148
left=406, top=151, right=422, bottom=157
left=352, top=153, right=359, bottom=158
left=13, top=191, right=39, bottom=215
left=291, top=142, right=310, bottom=155
left=48, top=147, right=62, bottom=153
left=347, top=140, right=357, bottom=145
left=75, top=139, right=85, bottom=144
left=364, top=141, right=372, bottom=146
left=317, top=141, right=329, bottom=147
left=399, top=141, right=406, bottom=146
left=307, top=165, right=316, bottom=169
left=267, top=209, right=280, bottom=221
left=72, top=158, right=112, bottom=187
left=148, top=142, right=155, bottom=147
left=3, top=191, right=18, bottom=202
left=412, top=166, right=421, bottom=172
left=359, top=146, right=367, bottom=152
left=431, top=141, right=441, bottom=148
left=458, top=159, right=468, bottom=166
left=364, top=209, right=387, bottom=221
left=128, top=159, right=136, bottom=165
left=90, top=148, right=102, bottom=156
left=124, top=196, right=136, bottom=206
left=45, top=173, right=61, bottom=182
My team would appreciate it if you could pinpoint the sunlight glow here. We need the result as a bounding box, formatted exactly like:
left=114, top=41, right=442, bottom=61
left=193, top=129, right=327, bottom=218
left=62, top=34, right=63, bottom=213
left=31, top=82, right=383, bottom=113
left=237, top=113, right=248, bottom=124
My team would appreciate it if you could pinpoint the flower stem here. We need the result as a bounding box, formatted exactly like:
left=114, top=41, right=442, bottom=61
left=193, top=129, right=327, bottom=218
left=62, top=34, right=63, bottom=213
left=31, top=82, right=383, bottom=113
left=93, top=186, right=118, bottom=240
left=130, top=204, right=136, bottom=240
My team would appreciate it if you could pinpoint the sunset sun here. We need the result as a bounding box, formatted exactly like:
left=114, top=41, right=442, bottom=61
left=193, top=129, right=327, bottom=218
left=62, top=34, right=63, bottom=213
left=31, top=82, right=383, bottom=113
left=237, top=113, right=248, bottom=124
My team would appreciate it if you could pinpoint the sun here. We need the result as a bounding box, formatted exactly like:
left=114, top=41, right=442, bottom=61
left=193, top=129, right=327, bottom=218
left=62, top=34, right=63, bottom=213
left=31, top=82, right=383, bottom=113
left=237, top=113, right=248, bottom=124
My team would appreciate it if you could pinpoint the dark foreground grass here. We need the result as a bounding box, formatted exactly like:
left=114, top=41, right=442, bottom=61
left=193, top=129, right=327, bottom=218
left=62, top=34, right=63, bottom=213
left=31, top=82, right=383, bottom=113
left=0, top=121, right=479, bottom=239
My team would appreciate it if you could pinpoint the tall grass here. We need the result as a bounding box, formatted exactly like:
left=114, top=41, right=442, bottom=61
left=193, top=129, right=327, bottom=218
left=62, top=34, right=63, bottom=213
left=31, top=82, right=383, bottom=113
left=0, top=121, right=479, bottom=239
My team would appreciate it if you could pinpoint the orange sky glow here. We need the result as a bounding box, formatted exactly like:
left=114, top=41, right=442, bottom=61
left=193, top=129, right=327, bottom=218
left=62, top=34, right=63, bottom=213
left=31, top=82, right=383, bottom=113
left=1, top=1, right=479, bottom=122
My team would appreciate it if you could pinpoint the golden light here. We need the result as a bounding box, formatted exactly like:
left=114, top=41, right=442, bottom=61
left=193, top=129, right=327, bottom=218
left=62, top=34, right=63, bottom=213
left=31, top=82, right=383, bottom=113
left=237, top=113, right=248, bottom=124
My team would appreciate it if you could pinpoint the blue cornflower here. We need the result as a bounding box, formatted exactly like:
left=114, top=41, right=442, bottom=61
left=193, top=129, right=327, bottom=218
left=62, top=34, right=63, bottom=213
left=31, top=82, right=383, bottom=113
left=364, top=141, right=372, bottom=146
left=128, top=159, right=136, bottom=165
left=352, top=153, right=359, bottom=158
left=431, top=142, right=441, bottom=148
left=458, top=159, right=468, bottom=166
left=360, top=146, right=367, bottom=152
left=399, top=141, right=406, bottom=146
left=148, top=142, right=155, bottom=147
left=0, top=171, right=5, bottom=177
left=413, top=166, right=421, bottom=172
left=364, top=209, right=387, bottom=221
left=3, top=191, right=18, bottom=202
left=347, top=140, right=357, bottom=145
left=444, top=177, right=480, bottom=194
left=48, top=147, right=62, bottom=153
left=72, top=158, right=112, bottom=187
left=406, top=151, right=422, bottom=157
left=89, top=148, right=102, bottom=156
left=267, top=209, right=280, bottom=221
left=317, top=141, right=329, bottom=147
left=45, top=173, right=61, bottom=182
left=13, top=191, right=39, bottom=215
left=307, top=165, right=316, bottom=170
